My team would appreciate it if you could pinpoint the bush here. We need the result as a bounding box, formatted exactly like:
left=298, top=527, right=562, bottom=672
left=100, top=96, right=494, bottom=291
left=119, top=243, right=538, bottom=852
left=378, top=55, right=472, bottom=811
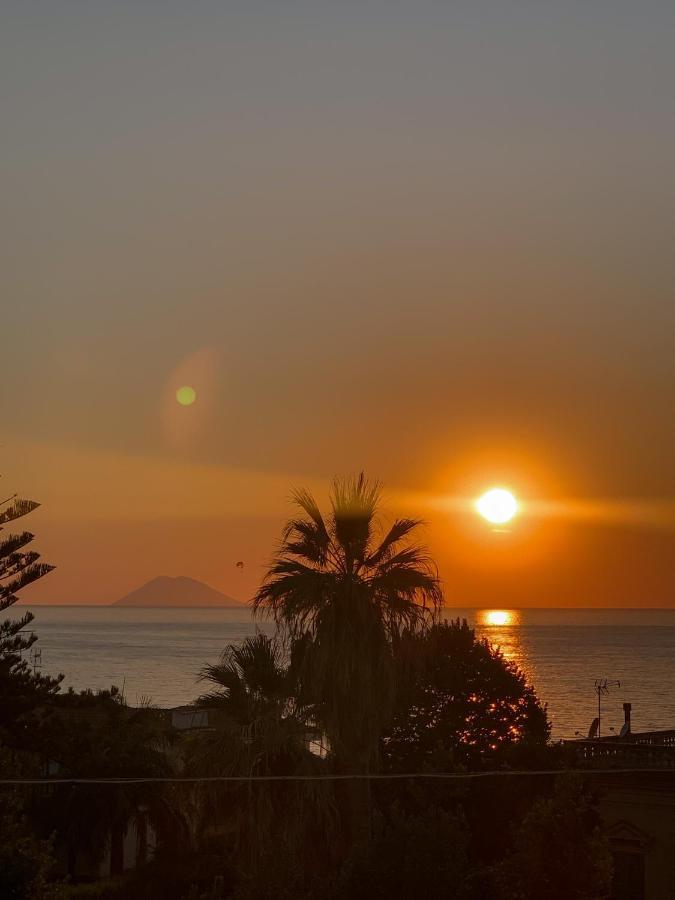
left=495, top=773, right=612, bottom=900
left=0, top=789, right=64, bottom=900
left=334, top=804, right=471, bottom=900
left=60, top=852, right=232, bottom=900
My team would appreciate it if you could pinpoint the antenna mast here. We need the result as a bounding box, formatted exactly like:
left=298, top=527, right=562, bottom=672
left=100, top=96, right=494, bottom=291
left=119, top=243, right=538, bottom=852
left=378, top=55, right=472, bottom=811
left=594, top=679, right=620, bottom=738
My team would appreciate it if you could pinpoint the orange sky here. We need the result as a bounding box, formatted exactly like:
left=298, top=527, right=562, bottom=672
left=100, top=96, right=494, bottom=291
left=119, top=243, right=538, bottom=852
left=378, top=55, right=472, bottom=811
left=4, top=4, right=675, bottom=607
left=8, top=434, right=675, bottom=608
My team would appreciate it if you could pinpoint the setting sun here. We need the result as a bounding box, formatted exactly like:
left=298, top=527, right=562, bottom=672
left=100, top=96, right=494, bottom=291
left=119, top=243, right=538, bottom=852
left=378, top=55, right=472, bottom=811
left=484, top=610, right=511, bottom=626
left=476, top=488, right=518, bottom=524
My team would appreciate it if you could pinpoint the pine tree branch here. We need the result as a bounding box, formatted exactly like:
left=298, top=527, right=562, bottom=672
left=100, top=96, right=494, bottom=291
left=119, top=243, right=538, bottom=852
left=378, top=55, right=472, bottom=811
left=0, top=532, right=35, bottom=563
left=0, top=499, right=41, bottom=527
left=0, top=563, right=55, bottom=606
left=0, top=551, right=41, bottom=581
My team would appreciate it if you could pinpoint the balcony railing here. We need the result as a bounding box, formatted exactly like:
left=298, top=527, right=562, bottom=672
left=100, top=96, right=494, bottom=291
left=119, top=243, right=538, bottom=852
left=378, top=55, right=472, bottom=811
left=563, top=731, right=675, bottom=768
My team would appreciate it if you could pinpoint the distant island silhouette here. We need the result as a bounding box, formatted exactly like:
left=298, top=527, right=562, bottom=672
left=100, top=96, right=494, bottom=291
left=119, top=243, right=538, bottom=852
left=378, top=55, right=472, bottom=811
left=113, top=576, right=244, bottom=608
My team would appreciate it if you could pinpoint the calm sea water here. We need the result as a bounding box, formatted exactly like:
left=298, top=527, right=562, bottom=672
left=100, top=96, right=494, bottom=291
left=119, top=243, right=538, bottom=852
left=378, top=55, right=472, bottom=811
left=11, top=606, right=675, bottom=740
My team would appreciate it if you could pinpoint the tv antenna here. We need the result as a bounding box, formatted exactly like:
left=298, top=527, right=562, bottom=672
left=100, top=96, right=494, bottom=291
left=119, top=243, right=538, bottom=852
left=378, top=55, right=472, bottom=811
left=594, top=679, right=620, bottom=738
left=29, top=643, right=42, bottom=676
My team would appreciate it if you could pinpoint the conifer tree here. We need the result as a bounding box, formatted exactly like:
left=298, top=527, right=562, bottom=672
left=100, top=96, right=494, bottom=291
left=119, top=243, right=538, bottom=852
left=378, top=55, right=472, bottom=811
left=0, top=495, right=60, bottom=729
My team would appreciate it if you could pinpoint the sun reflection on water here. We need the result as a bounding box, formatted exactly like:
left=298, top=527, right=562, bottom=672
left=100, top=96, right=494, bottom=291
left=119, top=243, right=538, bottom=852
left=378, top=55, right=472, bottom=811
left=482, top=609, right=513, bottom=627
left=474, top=609, right=535, bottom=685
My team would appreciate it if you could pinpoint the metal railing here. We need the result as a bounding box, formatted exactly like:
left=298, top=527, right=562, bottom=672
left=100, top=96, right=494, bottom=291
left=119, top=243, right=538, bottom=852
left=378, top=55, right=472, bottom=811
left=564, top=733, right=675, bottom=768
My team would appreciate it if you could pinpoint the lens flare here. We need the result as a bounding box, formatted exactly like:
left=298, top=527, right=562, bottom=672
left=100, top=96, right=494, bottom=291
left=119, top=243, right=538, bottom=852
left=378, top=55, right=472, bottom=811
left=476, top=488, right=518, bottom=524
left=176, top=386, right=197, bottom=407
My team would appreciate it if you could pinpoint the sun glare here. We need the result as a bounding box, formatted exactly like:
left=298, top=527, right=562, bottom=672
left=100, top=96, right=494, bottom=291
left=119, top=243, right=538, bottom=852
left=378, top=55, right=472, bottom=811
left=485, top=610, right=511, bottom=626
left=476, top=488, right=518, bottom=524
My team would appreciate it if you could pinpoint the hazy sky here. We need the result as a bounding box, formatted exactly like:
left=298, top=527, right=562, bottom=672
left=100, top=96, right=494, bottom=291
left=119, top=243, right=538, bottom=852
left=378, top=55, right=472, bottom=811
left=4, top=3, right=675, bottom=606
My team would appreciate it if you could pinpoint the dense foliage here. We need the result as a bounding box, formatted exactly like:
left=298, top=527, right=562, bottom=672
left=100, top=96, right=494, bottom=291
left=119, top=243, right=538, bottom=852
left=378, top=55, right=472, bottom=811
left=34, top=688, right=177, bottom=878
left=185, top=634, right=337, bottom=882
left=334, top=805, right=471, bottom=900
left=0, top=789, right=63, bottom=900
left=384, top=619, right=550, bottom=771
left=495, top=773, right=612, bottom=900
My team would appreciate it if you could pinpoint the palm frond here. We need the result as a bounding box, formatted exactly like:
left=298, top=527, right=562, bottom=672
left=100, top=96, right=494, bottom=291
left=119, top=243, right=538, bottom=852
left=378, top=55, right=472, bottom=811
left=254, top=564, right=338, bottom=633
left=281, top=518, right=330, bottom=566
left=330, top=472, right=380, bottom=567
left=197, top=634, right=288, bottom=707
left=371, top=561, right=441, bottom=605
left=290, top=488, right=329, bottom=539
left=365, top=518, right=423, bottom=568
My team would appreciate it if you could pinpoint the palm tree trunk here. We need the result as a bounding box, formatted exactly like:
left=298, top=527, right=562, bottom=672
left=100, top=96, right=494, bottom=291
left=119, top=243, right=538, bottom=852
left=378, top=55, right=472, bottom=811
left=340, top=753, right=372, bottom=849
left=110, top=821, right=125, bottom=877
left=347, top=777, right=372, bottom=847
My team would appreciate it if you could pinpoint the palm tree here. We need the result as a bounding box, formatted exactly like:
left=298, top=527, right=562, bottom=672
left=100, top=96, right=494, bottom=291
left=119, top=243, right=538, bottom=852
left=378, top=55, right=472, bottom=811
left=190, top=634, right=335, bottom=879
left=253, top=473, right=441, bottom=840
left=193, top=632, right=309, bottom=777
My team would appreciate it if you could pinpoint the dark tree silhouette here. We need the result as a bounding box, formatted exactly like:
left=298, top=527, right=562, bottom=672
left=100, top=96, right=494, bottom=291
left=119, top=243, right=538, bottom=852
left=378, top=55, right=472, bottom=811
left=0, top=495, right=59, bottom=732
left=383, top=619, right=550, bottom=771
left=495, top=773, right=612, bottom=900
left=193, top=633, right=310, bottom=777
left=189, top=634, right=336, bottom=885
left=253, top=474, right=441, bottom=843
left=253, top=473, right=441, bottom=773
left=0, top=789, right=61, bottom=900
left=334, top=805, right=471, bottom=900
left=36, top=688, right=175, bottom=879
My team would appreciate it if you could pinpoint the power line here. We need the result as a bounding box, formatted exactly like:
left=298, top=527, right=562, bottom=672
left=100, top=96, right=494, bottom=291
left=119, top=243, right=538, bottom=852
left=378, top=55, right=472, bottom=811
left=1, top=768, right=673, bottom=786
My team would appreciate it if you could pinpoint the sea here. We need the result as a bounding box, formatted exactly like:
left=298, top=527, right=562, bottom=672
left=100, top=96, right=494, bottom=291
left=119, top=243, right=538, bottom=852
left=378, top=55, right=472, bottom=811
left=11, top=606, right=675, bottom=740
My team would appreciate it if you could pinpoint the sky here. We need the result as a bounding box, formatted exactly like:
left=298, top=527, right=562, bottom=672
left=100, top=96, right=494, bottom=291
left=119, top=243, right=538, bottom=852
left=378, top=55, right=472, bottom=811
left=3, top=2, right=675, bottom=606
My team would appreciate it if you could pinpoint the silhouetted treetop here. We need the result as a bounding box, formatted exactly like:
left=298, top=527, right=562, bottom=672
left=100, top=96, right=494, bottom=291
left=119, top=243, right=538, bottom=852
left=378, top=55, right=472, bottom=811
left=383, top=619, right=550, bottom=771
left=0, top=491, right=59, bottom=732
left=253, top=474, right=441, bottom=771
